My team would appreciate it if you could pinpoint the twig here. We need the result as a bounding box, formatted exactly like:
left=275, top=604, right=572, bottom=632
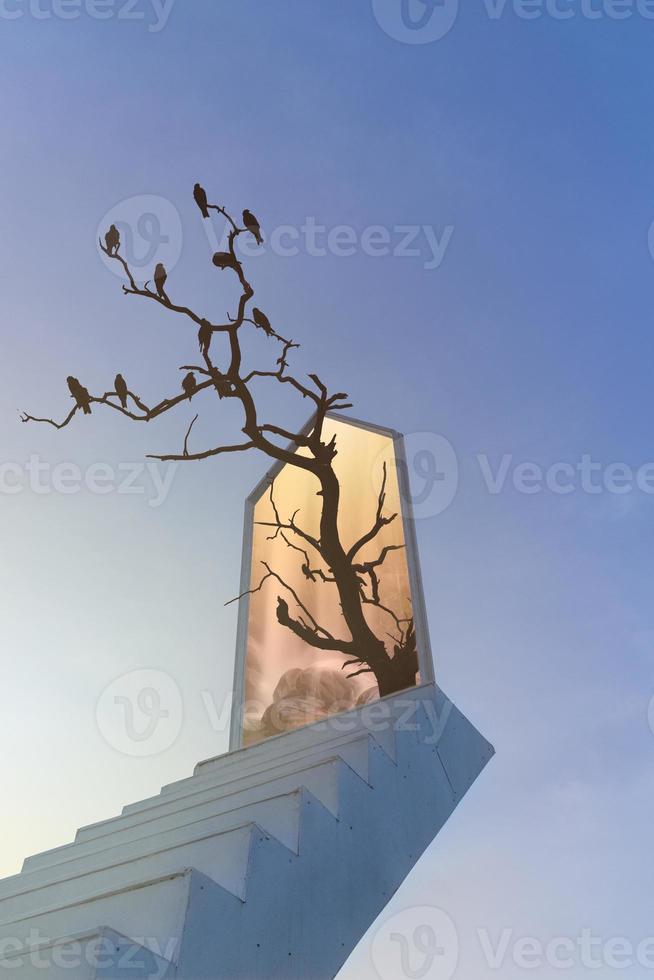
left=183, top=414, right=199, bottom=457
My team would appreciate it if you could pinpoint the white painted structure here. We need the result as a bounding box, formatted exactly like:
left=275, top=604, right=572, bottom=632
left=0, top=683, right=492, bottom=978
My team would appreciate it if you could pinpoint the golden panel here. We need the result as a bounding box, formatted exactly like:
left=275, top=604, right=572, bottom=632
left=241, top=417, right=423, bottom=746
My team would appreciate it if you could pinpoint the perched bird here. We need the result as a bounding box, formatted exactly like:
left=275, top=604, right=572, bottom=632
left=252, top=307, right=273, bottom=336
left=242, top=209, right=263, bottom=246
left=67, top=376, right=92, bottom=415
left=198, top=320, right=212, bottom=356
left=193, top=183, right=209, bottom=219
left=209, top=368, right=232, bottom=399
left=114, top=373, right=129, bottom=409
left=182, top=372, right=197, bottom=400
left=154, top=262, right=168, bottom=300
left=105, top=224, right=120, bottom=255
left=212, top=251, right=236, bottom=271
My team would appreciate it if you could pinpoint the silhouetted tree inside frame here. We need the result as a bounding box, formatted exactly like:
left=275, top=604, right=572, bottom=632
left=22, top=187, right=418, bottom=699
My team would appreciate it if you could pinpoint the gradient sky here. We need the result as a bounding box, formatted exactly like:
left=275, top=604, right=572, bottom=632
left=2, top=1, right=654, bottom=976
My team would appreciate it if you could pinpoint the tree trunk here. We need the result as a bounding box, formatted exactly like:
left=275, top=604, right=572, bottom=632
left=317, top=464, right=417, bottom=698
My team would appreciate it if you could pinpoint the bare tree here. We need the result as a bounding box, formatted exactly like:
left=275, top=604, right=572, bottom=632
left=21, top=188, right=418, bottom=698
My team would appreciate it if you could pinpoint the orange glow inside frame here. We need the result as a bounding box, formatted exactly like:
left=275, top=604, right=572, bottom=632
left=241, top=418, right=420, bottom=746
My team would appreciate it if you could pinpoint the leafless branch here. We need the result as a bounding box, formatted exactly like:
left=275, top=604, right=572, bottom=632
left=254, top=482, right=323, bottom=556
left=275, top=594, right=355, bottom=654
left=347, top=462, right=397, bottom=561
left=147, top=440, right=256, bottom=463
left=361, top=591, right=412, bottom=641
left=345, top=667, right=374, bottom=680
left=20, top=406, right=78, bottom=430
left=258, top=424, right=311, bottom=447
left=183, top=414, right=199, bottom=456
left=237, top=313, right=296, bottom=349
left=99, top=240, right=216, bottom=331
left=243, top=339, right=322, bottom=407
left=22, top=380, right=215, bottom=432
left=225, top=561, right=342, bottom=648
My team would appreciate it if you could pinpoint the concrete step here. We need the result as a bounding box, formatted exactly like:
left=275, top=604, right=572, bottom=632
left=0, top=818, right=279, bottom=923
left=83, top=740, right=369, bottom=840
left=0, top=926, right=175, bottom=978
left=22, top=755, right=350, bottom=876
left=136, top=726, right=393, bottom=815
left=0, top=869, right=195, bottom=955
left=3, top=795, right=301, bottom=909
left=186, top=717, right=397, bottom=789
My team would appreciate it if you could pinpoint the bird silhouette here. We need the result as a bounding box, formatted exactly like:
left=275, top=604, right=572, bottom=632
left=193, top=183, right=209, bottom=219
left=242, top=209, right=263, bottom=246
left=212, top=251, right=236, bottom=271
left=182, top=372, right=197, bottom=400
left=154, top=263, right=168, bottom=300
left=198, top=320, right=212, bottom=356
left=67, top=376, right=92, bottom=415
left=210, top=369, right=232, bottom=399
left=114, top=374, right=128, bottom=409
left=252, top=307, right=273, bottom=336
left=105, top=224, right=120, bottom=255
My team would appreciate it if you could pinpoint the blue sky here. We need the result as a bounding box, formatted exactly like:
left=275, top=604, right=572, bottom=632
left=1, top=1, right=654, bottom=975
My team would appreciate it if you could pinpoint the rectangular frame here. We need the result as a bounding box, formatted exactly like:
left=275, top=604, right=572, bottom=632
left=228, top=411, right=435, bottom=751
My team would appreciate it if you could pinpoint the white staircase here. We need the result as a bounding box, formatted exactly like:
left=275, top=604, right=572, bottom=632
left=0, top=684, right=493, bottom=979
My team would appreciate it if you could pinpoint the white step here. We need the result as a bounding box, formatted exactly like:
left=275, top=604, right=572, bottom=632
left=2, top=794, right=300, bottom=911
left=0, top=926, right=175, bottom=979
left=0, top=870, right=192, bottom=955
left=83, top=741, right=368, bottom=839
left=139, top=726, right=393, bottom=814
left=0, top=821, right=265, bottom=923
left=23, top=753, right=353, bottom=875
left=23, top=758, right=345, bottom=873
left=189, top=718, right=397, bottom=789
